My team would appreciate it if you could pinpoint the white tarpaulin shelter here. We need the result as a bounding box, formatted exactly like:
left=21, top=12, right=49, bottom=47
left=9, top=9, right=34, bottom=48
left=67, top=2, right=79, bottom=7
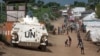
left=84, top=21, right=100, bottom=42
left=86, top=26, right=100, bottom=32
left=60, top=9, right=68, bottom=16
left=72, top=7, right=86, bottom=17
left=90, top=29, right=100, bottom=42
left=83, top=12, right=100, bottom=32
left=84, top=21, right=100, bottom=43
left=83, top=12, right=100, bottom=42
left=84, top=21, right=100, bottom=28
left=83, top=12, right=96, bottom=21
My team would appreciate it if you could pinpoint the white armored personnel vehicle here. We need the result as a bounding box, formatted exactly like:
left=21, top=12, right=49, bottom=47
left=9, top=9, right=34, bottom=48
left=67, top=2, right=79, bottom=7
left=11, top=15, right=48, bottom=50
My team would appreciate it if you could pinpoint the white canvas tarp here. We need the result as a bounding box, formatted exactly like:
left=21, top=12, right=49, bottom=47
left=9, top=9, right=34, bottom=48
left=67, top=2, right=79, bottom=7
left=90, top=30, right=100, bottom=42
left=82, top=12, right=100, bottom=42
left=84, top=21, right=100, bottom=42
left=72, top=7, right=86, bottom=17
left=83, top=12, right=96, bottom=21
left=84, top=21, right=100, bottom=27
left=86, top=26, right=100, bottom=42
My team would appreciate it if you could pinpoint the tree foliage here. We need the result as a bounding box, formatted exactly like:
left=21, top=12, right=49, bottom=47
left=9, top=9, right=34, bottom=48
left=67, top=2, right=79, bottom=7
left=73, top=1, right=86, bottom=7
left=44, top=2, right=60, bottom=8
left=29, top=0, right=36, bottom=6
left=37, top=0, right=44, bottom=7
left=96, top=4, right=100, bottom=18
left=88, top=0, right=100, bottom=10
left=88, top=0, right=100, bottom=4
left=0, top=3, right=6, bottom=23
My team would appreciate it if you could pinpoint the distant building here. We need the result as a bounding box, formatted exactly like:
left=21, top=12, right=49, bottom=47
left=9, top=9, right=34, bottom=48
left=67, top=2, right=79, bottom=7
left=3, top=0, right=29, bottom=43
left=51, top=6, right=59, bottom=12
left=81, top=10, right=94, bottom=18
left=72, top=7, right=86, bottom=18
left=65, top=4, right=70, bottom=9
left=60, top=9, right=68, bottom=16
left=32, top=5, right=38, bottom=10
left=82, top=12, right=96, bottom=21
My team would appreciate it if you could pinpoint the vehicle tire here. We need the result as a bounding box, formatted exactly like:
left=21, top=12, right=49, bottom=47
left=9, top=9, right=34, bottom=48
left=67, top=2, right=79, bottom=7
left=45, top=41, right=48, bottom=46
left=40, top=45, right=46, bottom=51
left=10, top=40, right=17, bottom=47
left=12, top=43, right=18, bottom=47
left=39, top=35, right=48, bottom=51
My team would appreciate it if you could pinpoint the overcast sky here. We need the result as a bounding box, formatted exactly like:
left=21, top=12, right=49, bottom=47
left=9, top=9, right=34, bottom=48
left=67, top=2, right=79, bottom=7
left=0, top=0, right=2, bottom=1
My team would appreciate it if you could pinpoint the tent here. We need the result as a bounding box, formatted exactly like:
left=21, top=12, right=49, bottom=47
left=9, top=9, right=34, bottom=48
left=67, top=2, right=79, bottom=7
left=82, top=12, right=100, bottom=43
left=84, top=21, right=100, bottom=28
left=90, top=29, right=100, bottom=42
left=72, top=7, right=86, bottom=17
left=83, top=12, right=96, bottom=21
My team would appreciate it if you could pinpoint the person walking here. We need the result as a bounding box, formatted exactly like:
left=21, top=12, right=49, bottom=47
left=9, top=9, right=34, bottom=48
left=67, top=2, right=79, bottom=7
left=68, top=35, right=72, bottom=47
left=65, top=39, right=68, bottom=47
left=62, top=24, right=64, bottom=33
left=77, top=31, right=82, bottom=48
left=85, top=30, right=91, bottom=41
left=77, top=38, right=83, bottom=48
left=66, top=25, right=69, bottom=35
left=70, top=26, right=73, bottom=33
left=60, top=27, right=62, bottom=35
left=70, top=22, right=74, bottom=33
left=53, top=28, right=56, bottom=35
left=80, top=42, right=85, bottom=54
left=81, top=23, right=86, bottom=33
left=58, top=26, right=60, bottom=35
left=76, top=32, right=85, bottom=54
left=97, top=47, right=100, bottom=52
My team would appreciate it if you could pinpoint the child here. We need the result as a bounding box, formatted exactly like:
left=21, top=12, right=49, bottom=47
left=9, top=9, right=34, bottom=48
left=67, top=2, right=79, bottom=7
left=65, top=39, right=68, bottom=47
left=68, top=35, right=72, bottom=47
left=80, top=42, right=85, bottom=54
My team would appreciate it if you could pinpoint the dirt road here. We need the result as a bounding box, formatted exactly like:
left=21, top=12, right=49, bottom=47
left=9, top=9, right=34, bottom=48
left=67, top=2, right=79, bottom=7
left=1, top=17, right=100, bottom=56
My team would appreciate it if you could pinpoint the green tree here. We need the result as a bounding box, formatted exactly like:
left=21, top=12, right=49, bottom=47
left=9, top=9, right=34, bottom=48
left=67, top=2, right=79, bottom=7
left=74, top=1, right=78, bottom=6
left=96, top=4, right=100, bottom=18
left=88, top=0, right=100, bottom=4
left=0, top=3, right=6, bottom=23
left=88, top=0, right=100, bottom=10
left=37, top=0, right=44, bottom=7
left=74, top=1, right=86, bottom=7
left=45, top=2, right=60, bottom=8
left=29, top=0, right=36, bottom=6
